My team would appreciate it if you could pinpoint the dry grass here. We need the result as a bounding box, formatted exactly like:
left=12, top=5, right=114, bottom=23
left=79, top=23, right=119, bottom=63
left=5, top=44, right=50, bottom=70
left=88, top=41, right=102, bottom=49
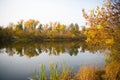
left=77, top=66, right=97, bottom=80
left=105, top=62, right=120, bottom=80
left=30, top=63, right=120, bottom=80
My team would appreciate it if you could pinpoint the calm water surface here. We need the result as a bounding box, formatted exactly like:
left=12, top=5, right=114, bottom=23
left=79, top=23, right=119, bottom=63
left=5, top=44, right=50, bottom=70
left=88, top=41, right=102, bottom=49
left=0, top=41, right=106, bottom=80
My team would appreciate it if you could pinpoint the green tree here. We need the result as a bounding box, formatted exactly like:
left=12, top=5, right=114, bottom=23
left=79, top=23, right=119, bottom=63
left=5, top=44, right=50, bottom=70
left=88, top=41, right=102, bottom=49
left=16, top=20, right=24, bottom=30
left=74, top=23, right=79, bottom=32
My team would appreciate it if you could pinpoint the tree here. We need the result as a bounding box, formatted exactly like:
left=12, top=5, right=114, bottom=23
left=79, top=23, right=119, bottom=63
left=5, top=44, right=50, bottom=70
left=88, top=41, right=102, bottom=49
left=38, top=24, right=43, bottom=30
left=24, top=19, right=39, bottom=30
left=82, top=0, right=120, bottom=46
left=60, top=24, right=66, bottom=32
left=74, top=23, right=79, bottom=31
left=69, top=23, right=74, bottom=31
left=8, top=22, right=16, bottom=30
left=16, top=20, right=24, bottom=30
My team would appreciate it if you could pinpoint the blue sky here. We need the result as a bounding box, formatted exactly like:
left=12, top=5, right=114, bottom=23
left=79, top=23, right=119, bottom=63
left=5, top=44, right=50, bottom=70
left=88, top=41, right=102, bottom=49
left=0, top=0, right=104, bottom=26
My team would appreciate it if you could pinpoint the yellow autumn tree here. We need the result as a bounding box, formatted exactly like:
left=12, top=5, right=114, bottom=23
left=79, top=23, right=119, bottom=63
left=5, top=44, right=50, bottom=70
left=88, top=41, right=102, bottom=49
left=82, top=0, right=120, bottom=47
left=24, top=19, right=39, bottom=31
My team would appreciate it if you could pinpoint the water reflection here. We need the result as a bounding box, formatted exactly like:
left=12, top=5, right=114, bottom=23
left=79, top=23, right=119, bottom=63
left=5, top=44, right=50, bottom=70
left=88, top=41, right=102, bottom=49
left=0, top=41, right=108, bottom=80
left=0, top=41, right=88, bottom=57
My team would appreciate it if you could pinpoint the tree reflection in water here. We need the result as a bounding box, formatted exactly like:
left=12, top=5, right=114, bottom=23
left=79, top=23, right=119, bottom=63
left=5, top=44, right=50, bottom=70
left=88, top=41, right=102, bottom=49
left=0, top=40, right=120, bottom=80
left=0, top=41, right=87, bottom=57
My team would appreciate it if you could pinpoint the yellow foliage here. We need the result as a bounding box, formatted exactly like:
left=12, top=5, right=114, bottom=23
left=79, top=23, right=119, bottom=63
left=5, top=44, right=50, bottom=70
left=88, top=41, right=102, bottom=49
left=84, top=31, right=88, bottom=35
left=97, top=24, right=103, bottom=30
left=24, top=19, right=39, bottom=29
left=86, top=38, right=91, bottom=43
left=105, top=39, right=114, bottom=45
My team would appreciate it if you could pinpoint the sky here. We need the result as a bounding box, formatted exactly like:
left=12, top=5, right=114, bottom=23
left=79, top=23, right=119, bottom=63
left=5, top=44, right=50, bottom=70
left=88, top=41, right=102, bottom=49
left=0, top=0, right=104, bottom=26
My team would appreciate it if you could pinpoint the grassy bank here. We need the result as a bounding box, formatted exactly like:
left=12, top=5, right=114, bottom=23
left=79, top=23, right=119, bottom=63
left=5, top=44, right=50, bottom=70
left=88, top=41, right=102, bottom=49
left=29, top=63, right=120, bottom=80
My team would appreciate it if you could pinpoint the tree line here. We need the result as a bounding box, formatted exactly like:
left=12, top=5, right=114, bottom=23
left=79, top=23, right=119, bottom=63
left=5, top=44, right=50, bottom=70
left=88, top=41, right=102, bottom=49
left=0, top=19, right=86, bottom=42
